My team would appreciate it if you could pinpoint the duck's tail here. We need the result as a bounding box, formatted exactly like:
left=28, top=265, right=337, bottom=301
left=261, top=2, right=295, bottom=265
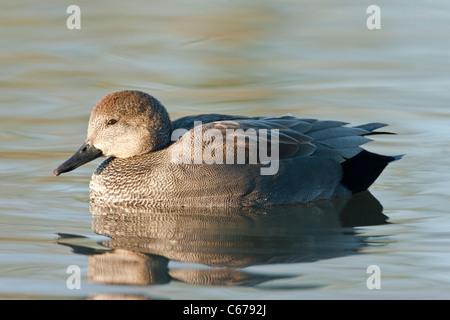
left=341, top=150, right=403, bottom=194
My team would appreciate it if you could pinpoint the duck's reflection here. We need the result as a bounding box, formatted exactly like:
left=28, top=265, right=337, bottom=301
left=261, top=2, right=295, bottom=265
left=58, top=191, right=388, bottom=288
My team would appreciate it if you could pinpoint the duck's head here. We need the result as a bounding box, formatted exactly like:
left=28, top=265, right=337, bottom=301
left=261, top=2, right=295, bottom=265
left=54, top=90, right=171, bottom=176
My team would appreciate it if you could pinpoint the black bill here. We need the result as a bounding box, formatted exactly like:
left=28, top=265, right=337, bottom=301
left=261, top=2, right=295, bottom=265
left=53, top=141, right=103, bottom=176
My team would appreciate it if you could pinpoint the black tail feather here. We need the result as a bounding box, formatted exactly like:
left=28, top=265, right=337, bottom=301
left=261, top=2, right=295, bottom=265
left=341, top=150, right=402, bottom=194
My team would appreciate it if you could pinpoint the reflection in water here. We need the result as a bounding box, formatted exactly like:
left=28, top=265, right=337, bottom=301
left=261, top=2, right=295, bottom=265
left=57, top=191, right=388, bottom=289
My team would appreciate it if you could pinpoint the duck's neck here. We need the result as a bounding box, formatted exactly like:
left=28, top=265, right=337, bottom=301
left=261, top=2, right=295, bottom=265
left=150, top=129, right=172, bottom=151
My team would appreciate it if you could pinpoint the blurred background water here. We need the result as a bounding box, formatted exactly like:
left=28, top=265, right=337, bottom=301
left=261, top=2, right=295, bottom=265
left=1, top=0, right=450, bottom=299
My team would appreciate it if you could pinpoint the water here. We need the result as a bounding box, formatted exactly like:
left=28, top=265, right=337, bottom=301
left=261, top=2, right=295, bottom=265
left=1, top=0, right=450, bottom=299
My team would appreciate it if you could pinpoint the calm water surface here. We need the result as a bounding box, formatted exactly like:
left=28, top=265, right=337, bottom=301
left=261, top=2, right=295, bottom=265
left=1, top=1, right=450, bottom=299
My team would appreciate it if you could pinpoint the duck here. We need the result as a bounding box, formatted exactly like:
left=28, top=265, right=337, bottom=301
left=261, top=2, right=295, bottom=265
left=53, top=90, right=401, bottom=207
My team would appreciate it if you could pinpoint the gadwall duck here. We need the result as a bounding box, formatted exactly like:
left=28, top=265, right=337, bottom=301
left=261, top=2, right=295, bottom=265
left=54, top=90, right=401, bottom=207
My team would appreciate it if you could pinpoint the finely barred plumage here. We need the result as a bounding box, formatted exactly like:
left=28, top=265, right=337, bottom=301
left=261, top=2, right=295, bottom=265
left=54, top=90, right=401, bottom=207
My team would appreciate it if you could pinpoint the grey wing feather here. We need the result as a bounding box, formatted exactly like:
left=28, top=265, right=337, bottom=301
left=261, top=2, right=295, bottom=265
left=172, top=114, right=251, bottom=131
left=170, top=114, right=390, bottom=164
left=354, top=122, right=388, bottom=132
left=170, top=116, right=317, bottom=163
left=307, top=126, right=369, bottom=140
left=309, top=120, right=349, bottom=132
left=309, top=147, right=363, bottom=162
left=309, top=120, right=387, bottom=163
left=316, top=136, right=373, bottom=149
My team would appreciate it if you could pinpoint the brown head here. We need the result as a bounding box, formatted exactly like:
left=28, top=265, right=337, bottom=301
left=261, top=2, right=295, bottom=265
left=54, top=90, right=172, bottom=176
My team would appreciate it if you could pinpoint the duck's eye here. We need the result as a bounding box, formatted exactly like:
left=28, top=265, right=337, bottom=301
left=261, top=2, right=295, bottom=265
left=107, top=119, right=117, bottom=125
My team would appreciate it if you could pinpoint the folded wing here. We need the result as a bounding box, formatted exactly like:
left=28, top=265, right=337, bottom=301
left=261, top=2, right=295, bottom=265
left=170, top=114, right=391, bottom=164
